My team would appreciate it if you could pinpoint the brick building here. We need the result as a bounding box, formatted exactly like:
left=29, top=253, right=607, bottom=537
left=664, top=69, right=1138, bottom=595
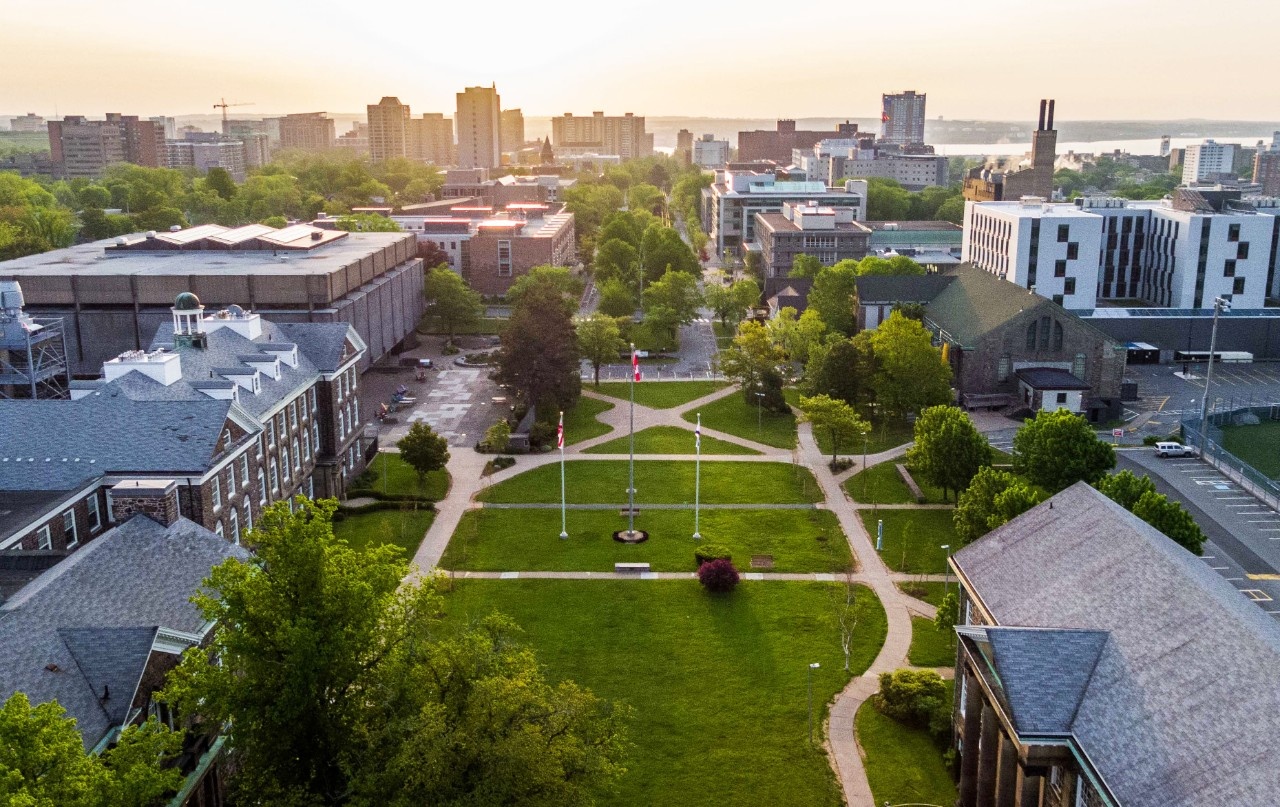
left=272, top=112, right=335, bottom=151
left=47, top=114, right=166, bottom=178
left=736, top=119, right=859, bottom=164
left=963, top=100, right=1057, bottom=203
left=950, top=483, right=1280, bottom=806
left=550, top=111, right=653, bottom=160
left=0, top=292, right=368, bottom=554
left=753, top=201, right=871, bottom=278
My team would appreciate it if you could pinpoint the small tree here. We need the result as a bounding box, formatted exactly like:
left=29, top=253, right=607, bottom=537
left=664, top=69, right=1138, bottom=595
left=797, top=394, right=871, bottom=465
left=482, top=420, right=511, bottom=453
left=697, top=558, right=740, bottom=593
left=718, top=320, right=786, bottom=396
left=869, top=311, right=953, bottom=419
left=397, top=422, right=450, bottom=490
left=577, top=313, right=626, bottom=386
left=1013, top=409, right=1115, bottom=492
left=1094, top=469, right=1156, bottom=509
left=833, top=570, right=863, bottom=672
left=874, top=669, right=947, bottom=730
left=906, top=405, right=992, bottom=501
left=423, top=267, right=482, bottom=343
left=934, top=591, right=959, bottom=641
left=1132, top=490, right=1206, bottom=555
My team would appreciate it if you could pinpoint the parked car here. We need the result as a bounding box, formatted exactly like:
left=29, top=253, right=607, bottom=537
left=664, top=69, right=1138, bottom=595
left=1155, top=441, right=1194, bottom=458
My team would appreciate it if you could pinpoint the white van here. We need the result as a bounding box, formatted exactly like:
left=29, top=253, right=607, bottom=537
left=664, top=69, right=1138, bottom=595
left=1155, top=442, right=1193, bottom=458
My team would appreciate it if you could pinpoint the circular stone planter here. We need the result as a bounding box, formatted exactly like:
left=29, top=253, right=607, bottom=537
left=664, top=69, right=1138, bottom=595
left=453, top=356, right=491, bottom=367
left=612, top=529, right=649, bottom=544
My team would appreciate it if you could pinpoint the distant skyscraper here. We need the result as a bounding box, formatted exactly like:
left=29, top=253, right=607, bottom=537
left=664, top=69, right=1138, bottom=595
left=880, top=91, right=926, bottom=146
left=456, top=85, right=501, bottom=169
left=223, top=119, right=272, bottom=167
left=1254, top=133, right=1280, bottom=197
left=46, top=114, right=165, bottom=178
left=273, top=113, right=335, bottom=151
left=675, top=129, right=694, bottom=165
left=550, top=112, right=653, bottom=160
left=367, top=97, right=410, bottom=163
left=1182, top=140, right=1239, bottom=184
left=500, top=109, right=525, bottom=152
left=409, top=114, right=454, bottom=166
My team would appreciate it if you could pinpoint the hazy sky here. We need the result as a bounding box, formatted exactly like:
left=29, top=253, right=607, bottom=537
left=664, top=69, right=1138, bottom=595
left=5, top=0, right=1278, bottom=121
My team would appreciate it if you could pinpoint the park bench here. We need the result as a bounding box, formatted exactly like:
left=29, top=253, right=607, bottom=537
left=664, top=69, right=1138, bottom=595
left=614, top=562, right=651, bottom=573
left=895, top=463, right=926, bottom=503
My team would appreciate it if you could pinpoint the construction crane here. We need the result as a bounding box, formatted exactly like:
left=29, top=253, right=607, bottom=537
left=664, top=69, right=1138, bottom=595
left=213, top=97, right=254, bottom=125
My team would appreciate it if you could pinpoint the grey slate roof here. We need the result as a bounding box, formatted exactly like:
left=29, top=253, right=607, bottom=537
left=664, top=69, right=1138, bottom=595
left=853, top=274, right=954, bottom=304
left=0, top=514, right=247, bottom=749
left=1014, top=367, right=1091, bottom=390
left=953, top=483, right=1280, bottom=806
left=273, top=322, right=357, bottom=373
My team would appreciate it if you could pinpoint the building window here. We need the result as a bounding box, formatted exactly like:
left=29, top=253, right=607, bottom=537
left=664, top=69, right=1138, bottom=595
left=270, top=460, right=280, bottom=493
left=338, top=411, right=345, bottom=439
left=1234, top=277, right=1246, bottom=295
left=1067, top=242, right=1079, bottom=260
left=1073, top=353, right=1086, bottom=378
left=86, top=494, right=101, bottom=531
left=214, top=520, right=223, bottom=539
left=258, top=468, right=267, bottom=503
left=497, top=240, right=513, bottom=277
left=997, top=356, right=1010, bottom=382
left=1057, top=223, right=1070, bottom=242
left=1238, top=241, right=1250, bottom=260
left=293, top=438, right=302, bottom=470
left=63, top=509, right=78, bottom=548
left=307, top=476, right=315, bottom=499
left=1026, top=321, right=1037, bottom=351
left=229, top=508, right=240, bottom=545
left=281, top=447, right=291, bottom=481
left=36, top=525, right=52, bottom=550
left=1228, top=223, right=1241, bottom=242
left=277, top=413, right=286, bottom=438
left=312, top=424, right=320, bottom=453
left=1056, top=392, right=1068, bottom=405
left=1052, top=294, right=1064, bottom=305
left=1053, top=321, right=1064, bottom=351
left=309, top=387, right=317, bottom=412
left=1064, top=278, right=1077, bottom=295
left=241, top=455, right=250, bottom=487
left=267, top=421, right=275, bottom=448
left=1054, top=260, right=1067, bottom=278
left=211, top=476, right=221, bottom=511
left=303, top=432, right=311, bottom=460
left=1225, top=259, right=1236, bottom=277
left=289, top=401, right=298, bottom=430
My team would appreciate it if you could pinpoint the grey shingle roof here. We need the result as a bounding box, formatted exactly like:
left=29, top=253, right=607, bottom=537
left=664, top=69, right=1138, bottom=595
left=853, top=274, right=954, bottom=304
left=980, top=627, right=1108, bottom=735
left=0, top=514, right=247, bottom=749
left=953, top=483, right=1280, bottom=806
left=1014, top=367, right=1091, bottom=390
left=59, top=626, right=158, bottom=725
left=272, top=322, right=357, bottom=373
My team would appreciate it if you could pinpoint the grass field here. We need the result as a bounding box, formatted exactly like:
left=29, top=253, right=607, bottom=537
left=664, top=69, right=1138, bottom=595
left=782, top=391, right=915, bottom=456
left=562, top=396, right=615, bottom=445
left=858, top=510, right=958, bottom=574
left=357, top=453, right=451, bottom=500
left=333, top=507, right=435, bottom=556
left=897, top=581, right=951, bottom=608
left=685, top=391, right=797, bottom=449
left=592, top=380, right=729, bottom=409
left=479, top=460, right=821, bottom=505
left=441, top=580, right=886, bottom=807
left=844, top=460, right=947, bottom=505
left=908, top=616, right=957, bottom=668
left=442, top=507, right=852, bottom=572
left=1220, top=421, right=1280, bottom=478
left=418, top=316, right=506, bottom=335
left=856, top=696, right=958, bottom=807
left=584, top=426, right=760, bottom=456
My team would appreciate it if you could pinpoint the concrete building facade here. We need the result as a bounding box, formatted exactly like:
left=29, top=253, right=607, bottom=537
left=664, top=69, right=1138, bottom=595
left=273, top=112, right=335, bottom=151
left=737, top=120, right=859, bottom=164
left=9, top=113, right=45, bottom=133
left=880, top=90, right=926, bottom=146
left=703, top=169, right=867, bottom=255
left=456, top=85, right=501, bottom=169
left=47, top=114, right=166, bottom=178
left=165, top=136, right=248, bottom=182
left=692, top=134, right=730, bottom=169
left=500, top=109, right=525, bottom=152
left=550, top=112, right=653, bottom=160
left=1182, top=139, right=1240, bottom=184
left=753, top=201, right=870, bottom=277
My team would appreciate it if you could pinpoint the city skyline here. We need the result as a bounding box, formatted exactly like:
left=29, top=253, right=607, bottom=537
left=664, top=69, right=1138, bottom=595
left=6, top=0, right=1280, bottom=122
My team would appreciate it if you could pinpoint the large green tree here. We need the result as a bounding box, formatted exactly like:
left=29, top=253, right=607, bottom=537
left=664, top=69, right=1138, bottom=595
left=705, top=276, right=759, bottom=327
left=161, top=499, right=628, bottom=806
left=1095, top=470, right=1206, bottom=555
left=868, top=312, right=952, bottom=419
left=807, top=261, right=860, bottom=335
left=906, top=405, right=992, bottom=501
left=803, top=334, right=875, bottom=412
left=423, top=268, right=482, bottom=341
left=953, top=466, right=1046, bottom=544
left=788, top=254, right=823, bottom=279
left=641, top=270, right=702, bottom=346
left=593, top=238, right=639, bottom=286
left=0, top=692, right=183, bottom=806
left=1012, top=409, right=1115, bottom=492
left=639, top=223, right=698, bottom=281
left=717, top=320, right=785, bottom=400
left=498, top=281, right=582, bottom=412
left=507, top=265, right=584, bottom=317
left=577, top=313, right=627, bottom=386
left=798, top=394, right=871, bottom=464
left=597, top=278, right=637, bottom=318
left=335, top=213, right=402, bottom=232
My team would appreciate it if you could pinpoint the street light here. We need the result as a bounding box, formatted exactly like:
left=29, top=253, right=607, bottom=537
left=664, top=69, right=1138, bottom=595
left=1198, top=296, right=1230, bottom=457
left=754, top=391, right=765, bottom=432
left=807, top=662, right=821, bottom=744
left=941, top=544, right=952, bottom=596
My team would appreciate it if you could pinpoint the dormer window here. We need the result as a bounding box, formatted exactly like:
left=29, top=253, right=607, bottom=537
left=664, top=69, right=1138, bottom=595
left=223, top=428, right=233, bottom=449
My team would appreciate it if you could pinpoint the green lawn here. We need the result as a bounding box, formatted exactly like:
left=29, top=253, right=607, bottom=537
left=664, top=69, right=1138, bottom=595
left=1220, top=421, right=1280, bottom=478
left=479, top=460, right=821, bottom=504
left=782, top=390, right=914, bottom=456
left=856, top=697, right=958, bottom=807
left=897, top=581, right=951, bottom=608
left=859, top=509, right=958, bottom=574
left=844, top=460, right=947, bottom=505
left=685, top=391, right=797, bottom=449
left=908, top=616, right=957, bottom=668
left=357, top=453, right=451, bottom=500
left=562, top=396, right=615, bottom=446
left=418, top=316, right=506, bottom=335
left=584, top=425, right=760, bottom=456
left=442, top=507, right=851, bottom=573
left=333, top=507, right=435, bottom=556
left=592, top=380, right=729, bottom=409
left=441, top=580, right=886, bottom=807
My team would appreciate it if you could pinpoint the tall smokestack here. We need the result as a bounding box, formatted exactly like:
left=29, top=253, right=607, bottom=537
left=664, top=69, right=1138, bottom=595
left=1047, top=99, right=1055, bottom=130
left=1038, top=100, right=1047, bottom=131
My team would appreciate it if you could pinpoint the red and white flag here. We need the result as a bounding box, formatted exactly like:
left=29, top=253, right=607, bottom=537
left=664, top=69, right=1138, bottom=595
left=632, top=348, right=641, bottom=382
left=557, top=410, right=565, bottom=449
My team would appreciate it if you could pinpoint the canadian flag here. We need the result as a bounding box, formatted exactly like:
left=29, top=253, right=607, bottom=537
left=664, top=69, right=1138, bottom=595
left=632, top=348, right=641, bottom=382
left=557, top=411, right=564, bottom=449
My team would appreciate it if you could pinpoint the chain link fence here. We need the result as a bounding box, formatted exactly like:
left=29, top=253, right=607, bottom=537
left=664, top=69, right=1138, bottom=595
left=1182, top=405, right=1280, bottom=510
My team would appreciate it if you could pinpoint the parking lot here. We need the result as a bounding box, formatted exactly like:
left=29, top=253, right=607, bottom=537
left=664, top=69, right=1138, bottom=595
left=1125, top=362, right=1280, bottom=420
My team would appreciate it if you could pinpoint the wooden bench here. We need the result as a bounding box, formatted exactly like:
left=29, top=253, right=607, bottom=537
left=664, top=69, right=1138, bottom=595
left=614, top=562, right=651, bottom=573
left=750, top=554, right=775, bottom=570
left=895, top=463, right=926, bottom=503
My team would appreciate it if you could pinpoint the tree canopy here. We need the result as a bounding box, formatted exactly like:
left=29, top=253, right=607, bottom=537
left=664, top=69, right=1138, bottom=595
left=798, top=394, right=871, bottom=464
left=641, top=270, right=702, bottom=347
left=1012, top=409, right=1115, bottom=492
left=906, top=405, right=992, bottom=501
left=577, top=313, right=627, bottom=386
left=717, top=320, right=785, bottom=399
left=803, top=334, right=875, bottom=413
left=807, top=262, right=860, bottom=335
left=953, top=466, right=1046, bottom=545
left=423, top=268, right=482, bottom=341
left=1095, top=470, right=1206, bottom=555
left=868, top=312, right=953, bottom=419
left=397, top=422, right=450, bottom=489
left=498, top=280, right=582, bottom=413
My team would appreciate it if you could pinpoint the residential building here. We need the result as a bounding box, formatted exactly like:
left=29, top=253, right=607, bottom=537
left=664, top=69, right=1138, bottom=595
left=866, top=220, right=963, bottom=266
left=880, top=90, right=926, bottom=146
left=702, top=168, right=867, bottom=255
left=273, top=112, right=335, bottom=151
left=336, top=121, right=370, bottom=155
left=440, top=168, right=575, bottom=207
left=950, top=483, right=1280, bottom=807
left=753, top=201, right=871, bottom=278
left=0, top=151, right=55, bottom=178
left=963, top=100, right=1057, bottom=203
left=9, top=113, right=45, bottom=132
left=47, top=114, right=165, bottom=178
left=550, top=111, right=653, bottom=160
left=797, top=138, right=947, bottom=191
left=149, top=115, right=177, bottom=140
left=0, top=290, right=369, bottom=555
left=675, top=129, right=694, bottom=165
left=692, top=134, right=730, bottom=169
left=223, top=119, right=273, bottom=167
left=1183, top=139, right=1239, bottom=184
left=737, top=120, right=859, bottom=164
left=0, top=502, right=248, bottom=802
left=165, top=134, right=248, bottom=182
left=367, top=96, right=411, bottom=162
left=1253, top=133, right=1280, bottom=196
left=500, top=109, right=525, bottom=152
left=0, top=224, right=422, bottom=374
left=410, top=113, right=454, bottom=165
left=962, top=198, right=1102, bottom=309
left=456, top=85, right=501, bottom=169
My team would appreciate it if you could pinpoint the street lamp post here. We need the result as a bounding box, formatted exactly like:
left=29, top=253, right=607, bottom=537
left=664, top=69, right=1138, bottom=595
left=1198, top=297, right=1230, bottom=457
left=941, top=544, right=952, bottom=596
left=755, top=391, right=765, bottom=432
left=807, top=662, right=821, bottom=744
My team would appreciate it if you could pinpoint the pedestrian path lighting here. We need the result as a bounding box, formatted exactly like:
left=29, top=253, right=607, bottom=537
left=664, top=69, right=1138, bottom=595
left=1198, top=296, right=1230, bottom=458
left=807, top=662, right=821, bottom=744
left=754, top=391, right=765, bottom=432
left=941, top=544, right=952, bottom=595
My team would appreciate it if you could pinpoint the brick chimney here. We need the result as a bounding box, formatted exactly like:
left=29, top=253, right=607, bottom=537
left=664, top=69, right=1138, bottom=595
left=108, top=479, right=180, bottom=527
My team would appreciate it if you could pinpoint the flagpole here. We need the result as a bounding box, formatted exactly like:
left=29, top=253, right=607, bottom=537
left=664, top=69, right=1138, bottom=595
left=628, top=342, right=637, bottom=538
left=693, top=412, right=702, bottom=540
left=559, top=410, right=568, bottom=539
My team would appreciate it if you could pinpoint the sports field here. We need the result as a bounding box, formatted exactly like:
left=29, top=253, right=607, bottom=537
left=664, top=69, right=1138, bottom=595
left=1219, top=420, right=1280, bottom=478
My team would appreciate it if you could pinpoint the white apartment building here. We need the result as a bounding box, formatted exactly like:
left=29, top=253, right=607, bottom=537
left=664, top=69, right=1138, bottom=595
left=1183, top=140, right=1239, bottom=184
left=963, top=189, right=1280, bottom=310
left=702, top=170, right=867, bottom=255
left=792, top=138, right=946, bottom=190
left=963, top=198, right=1102, bottom=309
left=692, top=134, right=729, bottom=169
